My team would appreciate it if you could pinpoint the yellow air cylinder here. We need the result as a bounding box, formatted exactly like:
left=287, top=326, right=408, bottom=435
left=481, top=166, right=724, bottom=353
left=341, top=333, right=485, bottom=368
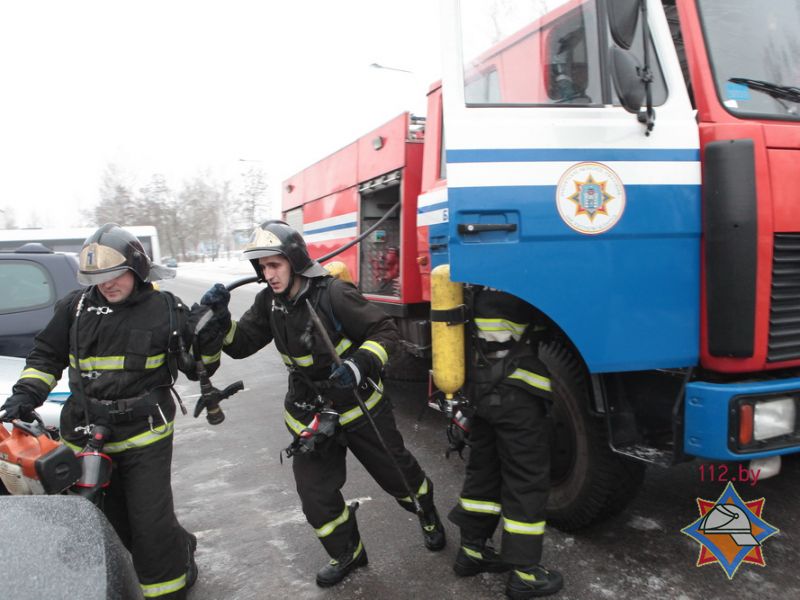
left=431, top=264, right=465, bottom=399
left=324, top=261, right=354, bottom=283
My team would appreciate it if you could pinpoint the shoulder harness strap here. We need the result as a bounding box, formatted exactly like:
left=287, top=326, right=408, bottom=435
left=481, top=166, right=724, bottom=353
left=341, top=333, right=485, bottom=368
left=159, top=290, right=182, bottom=383
left=313, top=277, right=341, bottom=334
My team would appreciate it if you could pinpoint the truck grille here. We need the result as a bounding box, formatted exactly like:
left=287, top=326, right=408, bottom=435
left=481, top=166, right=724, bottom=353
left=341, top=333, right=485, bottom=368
left=768, top=233, right=800, bottom=362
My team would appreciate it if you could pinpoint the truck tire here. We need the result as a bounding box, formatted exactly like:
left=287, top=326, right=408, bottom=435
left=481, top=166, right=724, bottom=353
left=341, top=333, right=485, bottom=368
left=539, top=341, right=645, bottom=531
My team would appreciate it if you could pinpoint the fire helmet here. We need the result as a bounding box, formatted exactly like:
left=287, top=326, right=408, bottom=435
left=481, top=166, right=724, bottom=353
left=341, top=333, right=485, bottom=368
left=241, top=220, right=327, bottom=279
left=77, top=223, right=174, bottom=285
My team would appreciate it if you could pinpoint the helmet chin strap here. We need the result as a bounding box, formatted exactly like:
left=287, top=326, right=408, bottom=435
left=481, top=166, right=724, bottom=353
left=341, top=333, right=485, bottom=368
left=283, top=270, right=300, bottom=300
left=268, top=267, right=295, bottom=300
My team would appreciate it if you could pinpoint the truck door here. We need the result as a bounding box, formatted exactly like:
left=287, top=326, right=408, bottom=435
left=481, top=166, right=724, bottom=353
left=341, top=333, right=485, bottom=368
left=440, top=0, right=702, bottom=373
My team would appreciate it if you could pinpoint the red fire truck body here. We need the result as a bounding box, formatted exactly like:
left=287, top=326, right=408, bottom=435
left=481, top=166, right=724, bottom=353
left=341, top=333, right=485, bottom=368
left=283, top=0, right=800, bottom=531
left=282, top=113, right=425, bottom=311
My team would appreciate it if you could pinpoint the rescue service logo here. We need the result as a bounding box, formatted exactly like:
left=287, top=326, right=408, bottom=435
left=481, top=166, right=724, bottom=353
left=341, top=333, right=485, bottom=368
left=555, top=162, right=625, bottom=235
left=681, top=481, right=779, bottom=579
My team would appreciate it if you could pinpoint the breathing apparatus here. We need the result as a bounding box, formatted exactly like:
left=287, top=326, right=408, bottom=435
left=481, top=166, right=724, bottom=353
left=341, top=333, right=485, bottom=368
left=429, top=264, right=473, bottom=458
left=70, top=424, right=112, bottom=503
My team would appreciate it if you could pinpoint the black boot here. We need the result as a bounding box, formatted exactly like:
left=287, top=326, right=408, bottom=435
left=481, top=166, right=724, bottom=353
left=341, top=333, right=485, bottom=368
left=316, top=503, right=368, bottom=587
left=186, top=533, right=198, bottom=590
left=315, top=538, right=368, bottom=587
left=453, top=537, right=510, bottom=577
left=419, top=506, right=446, bottom=551
left=505, top=565, right=563, bottom=599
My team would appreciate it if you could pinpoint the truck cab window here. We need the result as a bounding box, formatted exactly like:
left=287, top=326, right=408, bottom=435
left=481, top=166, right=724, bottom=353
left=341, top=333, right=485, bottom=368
left=459, top=0, right=602, bottom=106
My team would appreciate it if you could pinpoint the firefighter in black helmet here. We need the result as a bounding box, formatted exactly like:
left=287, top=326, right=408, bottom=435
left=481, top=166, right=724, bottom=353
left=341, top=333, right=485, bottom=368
left=197, top=220, right=447, bottom=587
left=1, top=223, right=205, bottom=600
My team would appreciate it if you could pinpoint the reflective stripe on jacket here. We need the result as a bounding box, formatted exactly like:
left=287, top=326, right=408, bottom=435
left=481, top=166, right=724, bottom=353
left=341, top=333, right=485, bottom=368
left=221, top=276, right=399, bottom=430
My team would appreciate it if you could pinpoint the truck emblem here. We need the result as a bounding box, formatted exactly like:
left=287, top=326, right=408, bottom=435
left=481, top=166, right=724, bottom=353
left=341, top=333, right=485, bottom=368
left=556, top=162, right=625, bottom=235
left=681, top=481, right=779, bottom=579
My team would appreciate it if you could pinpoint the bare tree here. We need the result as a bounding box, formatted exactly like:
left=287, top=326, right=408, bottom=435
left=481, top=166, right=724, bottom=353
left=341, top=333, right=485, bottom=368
left=179, top=174, right=224, bottom=261
left=238, top=165, right=270, bottom=228
left=1, top=206, right=16, bottom=229
left=95, top=164, right=138, bottom=226
left=88, top=164, right=256, bottom=261
left=217, top=179, right=235, bottom=258
left=139, top=174, right=184, bottom=260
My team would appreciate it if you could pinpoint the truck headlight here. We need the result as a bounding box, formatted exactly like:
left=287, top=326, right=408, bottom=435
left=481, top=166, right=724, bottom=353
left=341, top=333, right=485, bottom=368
left=753, top=397, right=796, bottom=441
left=734, top=394, right=799, bottom=451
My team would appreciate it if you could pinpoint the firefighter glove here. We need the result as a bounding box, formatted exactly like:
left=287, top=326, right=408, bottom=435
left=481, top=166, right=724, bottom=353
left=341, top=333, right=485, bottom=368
left=189, top=302, right=231, bottom=350
left=1, top=393, right=37, bottom=421
left=329, top=359, right=362, bottom=390
left=201, top=283, right=231, bottom=312
left=200, top=283, right=232, bottom=332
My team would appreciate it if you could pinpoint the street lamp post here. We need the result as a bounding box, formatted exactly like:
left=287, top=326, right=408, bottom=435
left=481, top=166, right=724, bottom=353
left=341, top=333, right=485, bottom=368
left=369, top=62, right=413, bottom=74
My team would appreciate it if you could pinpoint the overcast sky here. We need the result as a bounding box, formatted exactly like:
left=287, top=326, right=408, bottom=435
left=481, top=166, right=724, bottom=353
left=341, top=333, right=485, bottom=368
left=0, top=1, right=441, bottom=228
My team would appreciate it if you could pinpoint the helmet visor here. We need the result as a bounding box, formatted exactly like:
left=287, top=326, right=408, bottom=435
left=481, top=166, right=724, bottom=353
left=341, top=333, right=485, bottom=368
left=240, top=247, right=284, bottom=261
left=244, top=228, right=282, bottom=251
left=78, top=243, right=129, bottom=285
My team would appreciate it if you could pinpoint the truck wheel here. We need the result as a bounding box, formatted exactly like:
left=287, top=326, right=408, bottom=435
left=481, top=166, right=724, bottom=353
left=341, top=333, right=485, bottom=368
left=539, top=341, right=645, bottom=531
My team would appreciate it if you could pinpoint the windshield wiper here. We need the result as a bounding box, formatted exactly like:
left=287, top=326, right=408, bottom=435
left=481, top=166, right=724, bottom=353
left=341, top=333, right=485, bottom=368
left=729, top=78, right=800, bottom=104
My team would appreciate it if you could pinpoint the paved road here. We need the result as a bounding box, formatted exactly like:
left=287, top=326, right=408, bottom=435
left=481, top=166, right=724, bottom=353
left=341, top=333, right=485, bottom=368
left=163, top=276, right=800, bottom=600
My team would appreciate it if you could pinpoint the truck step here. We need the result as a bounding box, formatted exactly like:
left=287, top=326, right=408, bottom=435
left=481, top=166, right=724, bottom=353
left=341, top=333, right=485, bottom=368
left=612, top=443, right=673, bottom=467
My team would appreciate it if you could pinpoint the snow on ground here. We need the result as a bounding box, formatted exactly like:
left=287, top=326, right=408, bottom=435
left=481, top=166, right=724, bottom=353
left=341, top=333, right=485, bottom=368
left=171, top=258, right=255, bottom=284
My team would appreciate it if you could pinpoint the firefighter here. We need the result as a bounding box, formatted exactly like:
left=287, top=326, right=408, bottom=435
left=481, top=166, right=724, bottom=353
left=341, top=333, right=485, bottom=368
left=198, top=220, right=446, bottom=587
left=0, top=224, right=203, bottom=600
left=447, top=287, right=563, bottom=598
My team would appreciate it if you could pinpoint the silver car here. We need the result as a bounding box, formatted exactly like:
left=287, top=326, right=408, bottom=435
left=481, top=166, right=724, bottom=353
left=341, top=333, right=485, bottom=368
left=0, top=355, right=69, bottom=430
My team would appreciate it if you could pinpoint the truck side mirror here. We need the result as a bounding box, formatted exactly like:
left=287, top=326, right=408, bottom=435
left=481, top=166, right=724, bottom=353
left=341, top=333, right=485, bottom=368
left=611, top=46, right=645, bottom=114
left=608, top=0, right=640, bottom=50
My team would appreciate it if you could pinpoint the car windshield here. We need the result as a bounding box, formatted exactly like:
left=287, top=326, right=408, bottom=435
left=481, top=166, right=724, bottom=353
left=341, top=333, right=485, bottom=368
left=698, top=0, right=800, bottom=120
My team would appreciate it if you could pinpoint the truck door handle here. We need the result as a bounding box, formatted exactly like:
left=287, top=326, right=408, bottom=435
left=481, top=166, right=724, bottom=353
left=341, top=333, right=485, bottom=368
left=457, top=223, right=518, bottom=234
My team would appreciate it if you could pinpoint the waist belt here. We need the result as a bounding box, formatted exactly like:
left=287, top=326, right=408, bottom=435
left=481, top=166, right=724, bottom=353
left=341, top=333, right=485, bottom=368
left=86, top=387, right=172, bottom=424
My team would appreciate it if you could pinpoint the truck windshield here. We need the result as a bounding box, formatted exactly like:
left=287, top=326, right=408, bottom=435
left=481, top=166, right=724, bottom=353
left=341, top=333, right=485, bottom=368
left=698, top=0, right=800, bottom=121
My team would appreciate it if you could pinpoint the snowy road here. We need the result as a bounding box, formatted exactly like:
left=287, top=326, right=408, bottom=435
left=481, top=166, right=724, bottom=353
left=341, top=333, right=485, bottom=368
left=159, top=270, right=800, bottom=600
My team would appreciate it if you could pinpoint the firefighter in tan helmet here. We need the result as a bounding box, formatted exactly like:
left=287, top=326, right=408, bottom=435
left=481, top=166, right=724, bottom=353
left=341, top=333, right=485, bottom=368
left=1, top=223, right=206, bottom=599
left=196, top=220, right=447, bottom=587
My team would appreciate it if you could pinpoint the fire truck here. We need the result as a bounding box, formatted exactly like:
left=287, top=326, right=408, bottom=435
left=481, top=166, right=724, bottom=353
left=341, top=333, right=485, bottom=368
left=282, top=0, right=800, bottom=530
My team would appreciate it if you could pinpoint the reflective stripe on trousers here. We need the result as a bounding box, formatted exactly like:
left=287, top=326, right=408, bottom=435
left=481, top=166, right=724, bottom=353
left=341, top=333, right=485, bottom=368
left=315, top=504, right=351, bottom=538
left=141, top=573, right=187, bottom=598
